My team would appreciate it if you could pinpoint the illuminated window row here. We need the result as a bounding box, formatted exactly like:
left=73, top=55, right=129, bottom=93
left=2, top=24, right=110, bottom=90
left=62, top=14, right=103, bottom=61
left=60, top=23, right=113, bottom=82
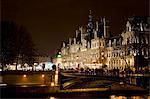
left=23, top=74, right=45, bottom=78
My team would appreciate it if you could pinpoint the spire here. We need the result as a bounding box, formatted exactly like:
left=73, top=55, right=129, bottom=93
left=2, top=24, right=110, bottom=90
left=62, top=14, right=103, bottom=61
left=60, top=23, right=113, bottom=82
left=79, top=26, right=83, bottom=34
left=140, top=23, right=143, bottom=31
left=87, top=10, right=93, bottom=28
left=96, top=21, right=99, bottom=31
left=79, top=26, right=83, bottom=41
left=76, top=30, right=79, bottom=38
left=74, top=38, right=76, bottom=44
left=94, top=30, right=97, bottom=39
left=69, top=38, right=72, bottom=45
left=87, top=10, right=94, bottom=41
left=89, top=9, right=92, bottom=14
left=103, top=17, right=106, bottom=38
left=63, top=42, right=65, bottom=47
left=87, top=41, right=90, bottom=48
left=109, top=40, right=111, bottom=47
left=126, top=21, right=131, bottom=31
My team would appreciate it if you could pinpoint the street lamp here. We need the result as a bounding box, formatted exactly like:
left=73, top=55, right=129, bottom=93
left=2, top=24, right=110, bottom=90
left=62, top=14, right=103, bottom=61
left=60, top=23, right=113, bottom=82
left=134, top=53, right=136, bottom=56
left=101, top=52, right=104, bottom=56
left=23, top=74, right=27, bottom=78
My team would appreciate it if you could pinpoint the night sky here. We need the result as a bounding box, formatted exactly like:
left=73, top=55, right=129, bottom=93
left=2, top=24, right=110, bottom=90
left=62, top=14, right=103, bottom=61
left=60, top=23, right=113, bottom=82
left=2, top=0, right=149, bottom=56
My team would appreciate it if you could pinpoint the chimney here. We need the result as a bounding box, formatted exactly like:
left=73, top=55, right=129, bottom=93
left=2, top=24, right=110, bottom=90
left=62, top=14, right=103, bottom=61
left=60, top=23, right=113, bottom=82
left=109, top=40, right=111, bottom=47
left=94, top=30, right=97, bottom=39
left=63, top=42, right=65, bottom=47
left=79, top=26, right=83, bottom=41
left=74, top=38, right=76, bottom=44
left=126, top=21, right=131, bottom=31
left=79, top=26, right=83, bottom=34
left=69, top=38, right=72, bottom=45
left=114, top=39, right=116, bottom=46
left=96, top=21, right=99, bottom=31
left=76, top=30, right=79, bottom=38
left=87, top=41, right=90, bottom=48
left=103, top=17, right=106, bottom=38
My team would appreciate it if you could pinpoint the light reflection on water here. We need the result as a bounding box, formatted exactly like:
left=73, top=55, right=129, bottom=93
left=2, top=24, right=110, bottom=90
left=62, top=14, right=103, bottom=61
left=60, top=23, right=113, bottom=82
left=110, top=95, right=127, bottom=99
left=48, top=95, right=149, bottom=99
left=110, top=95, right=147, bottom=99
left=110, top=95, right=150, bottom=99
left=49, top=96, right=56, bottom=99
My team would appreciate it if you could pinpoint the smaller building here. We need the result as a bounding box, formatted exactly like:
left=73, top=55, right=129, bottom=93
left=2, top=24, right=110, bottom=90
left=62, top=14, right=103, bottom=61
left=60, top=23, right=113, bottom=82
left=35, top=55, right=51, bottom=63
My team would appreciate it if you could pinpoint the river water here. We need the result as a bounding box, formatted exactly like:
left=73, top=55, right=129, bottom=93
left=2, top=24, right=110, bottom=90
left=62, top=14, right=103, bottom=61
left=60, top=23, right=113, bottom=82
left=48, top=95, right=149, bottom=99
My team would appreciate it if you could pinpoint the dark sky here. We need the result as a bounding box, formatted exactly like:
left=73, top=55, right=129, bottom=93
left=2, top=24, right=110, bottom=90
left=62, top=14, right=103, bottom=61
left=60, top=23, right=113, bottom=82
left=2, top=0, right=149, bottom=56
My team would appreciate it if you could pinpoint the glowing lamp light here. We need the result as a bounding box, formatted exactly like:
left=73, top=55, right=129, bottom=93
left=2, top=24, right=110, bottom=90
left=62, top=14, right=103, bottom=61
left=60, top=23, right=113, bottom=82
left=34, top=63, right=38, bottom=65
left=51, top=82, right=55, bottom=86
left=110, top=95, right=116, bottom=99
left=50, top=97, right=56, bottom=99
left=57, top=54, right=62, bottom=58
left=133, top=53, right=136, bottom=56
left=101, top=52, right=104, bottom=55
left=23, top=74, right=26, bottom=78
left=18, top=64, right=21, bottom=66
left=42, top=74, right=45, bottom=78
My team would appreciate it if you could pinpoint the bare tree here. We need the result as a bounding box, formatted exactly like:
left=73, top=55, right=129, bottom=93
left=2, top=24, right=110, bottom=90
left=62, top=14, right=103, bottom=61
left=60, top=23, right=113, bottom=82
left=1, top=21, right=35, bottom=71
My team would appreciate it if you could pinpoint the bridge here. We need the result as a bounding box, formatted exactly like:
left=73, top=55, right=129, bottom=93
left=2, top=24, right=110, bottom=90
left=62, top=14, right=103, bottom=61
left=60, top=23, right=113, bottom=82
left=59, top=70, right=149, bottom=94
left=0, top=70, right=149, bottom=98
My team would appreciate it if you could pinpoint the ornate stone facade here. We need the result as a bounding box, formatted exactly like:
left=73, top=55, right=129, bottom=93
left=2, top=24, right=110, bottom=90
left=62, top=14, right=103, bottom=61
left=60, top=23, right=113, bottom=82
left=59, top=13, right=150, bottom=71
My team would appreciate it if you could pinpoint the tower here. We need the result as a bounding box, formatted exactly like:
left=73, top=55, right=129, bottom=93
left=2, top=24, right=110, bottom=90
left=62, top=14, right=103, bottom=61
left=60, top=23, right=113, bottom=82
left=69, top=38, right=72, bottom=45
left=63, top=42, right=65, bottom=47
left=87, top=10, right=94, bottom=47
left=94, top=30, right=97, bottom=39
left=103, top=17, right=106, bottom=38
left=75, top=29, right=81, bottom=43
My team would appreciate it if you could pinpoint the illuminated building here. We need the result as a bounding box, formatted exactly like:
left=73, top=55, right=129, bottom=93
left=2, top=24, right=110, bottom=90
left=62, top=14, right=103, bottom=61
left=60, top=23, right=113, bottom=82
left=59, top=11, right=150, bottom=70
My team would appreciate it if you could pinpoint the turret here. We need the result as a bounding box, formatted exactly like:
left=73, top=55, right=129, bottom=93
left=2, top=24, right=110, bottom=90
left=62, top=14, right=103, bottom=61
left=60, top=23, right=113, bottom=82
left=79, top=26, right=84, bottom=41
left=76, top=30, right=79, bottom=38
left=63, top=42, right=65, bottom=47
left=96, top=21, right=99, bottom=31
left=109, top=40, right=111, bottom=47
left=94, top=30, right=97, bottom=39
left=87, top=10, right=94, bottom=40
left=74, top=38, right=76, bottom=44
left=140, top=23, right=143, bottom=31
left=87, top=41, right=90, bottom=48
left=103, top=17, right=106, bottom=38
left=69, top=38, right=72, bottom=45
left=113, top=39, right=116, bottom=46
left=126, top=21, right=132, bottom=31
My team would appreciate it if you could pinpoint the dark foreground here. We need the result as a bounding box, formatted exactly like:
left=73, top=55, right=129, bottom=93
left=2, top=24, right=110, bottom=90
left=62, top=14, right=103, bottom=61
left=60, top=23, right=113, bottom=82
left=1, top=85, right=149, bottom=99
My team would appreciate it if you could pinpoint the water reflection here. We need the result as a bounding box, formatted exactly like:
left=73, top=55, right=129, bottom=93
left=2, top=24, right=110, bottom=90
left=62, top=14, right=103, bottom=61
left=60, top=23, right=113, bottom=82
left=110, top=95, right=127, bottom=99
left=49, top=96, right=56, bottom=99
left=126, top=76, right=149, bottom=89
left=110, top=95, right=148, bottom=99
left=48, top=95, right=148, bottom=99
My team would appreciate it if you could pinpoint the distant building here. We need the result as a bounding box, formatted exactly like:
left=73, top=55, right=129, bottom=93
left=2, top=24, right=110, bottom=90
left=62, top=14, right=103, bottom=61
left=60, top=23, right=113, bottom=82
left=35, top=55, right=51, bottom=63
left=58, top=11, right=150, bottom=71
